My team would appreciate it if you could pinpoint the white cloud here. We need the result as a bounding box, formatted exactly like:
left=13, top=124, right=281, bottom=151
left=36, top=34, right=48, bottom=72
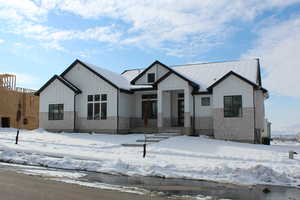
left=1, top=0, right=300, bottom=55
left=52, top=0, right=300, bottom=55
left=243, top=16, right=300, bottom=98
left=0, top=39, right=4, bottom=43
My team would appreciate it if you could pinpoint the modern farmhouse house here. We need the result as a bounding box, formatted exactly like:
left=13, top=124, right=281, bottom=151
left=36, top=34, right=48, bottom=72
left=35, top=59, right=270, bottom=143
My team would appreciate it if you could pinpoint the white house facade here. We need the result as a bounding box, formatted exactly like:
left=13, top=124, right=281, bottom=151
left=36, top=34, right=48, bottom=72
left=35, top=59, right=270, bottom=143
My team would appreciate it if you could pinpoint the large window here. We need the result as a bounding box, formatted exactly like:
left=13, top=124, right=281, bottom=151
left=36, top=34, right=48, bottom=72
left=48, top=104, right=64, bottom=120
left=147, top=73, right=155, bottom=83
left=224, top=95, right=242, bottom=118
left=87, top=94, right=107, bottom=120
left=142, top=94, right=157, bottom=119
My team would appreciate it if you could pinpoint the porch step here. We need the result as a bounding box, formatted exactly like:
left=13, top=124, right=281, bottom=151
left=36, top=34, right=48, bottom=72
left=146, top=136, right=170, bottom=139
left=128, top=127, right=158, bottom=134
left=136, top=139, right=161, bottom=143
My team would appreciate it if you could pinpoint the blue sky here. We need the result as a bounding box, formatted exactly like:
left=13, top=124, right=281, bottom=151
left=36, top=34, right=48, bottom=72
left=0, top=0, right=300, bottom=133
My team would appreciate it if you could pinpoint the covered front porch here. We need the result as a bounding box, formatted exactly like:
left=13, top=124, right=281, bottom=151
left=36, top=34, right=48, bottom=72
left=157, top=88, right=193, bottom=135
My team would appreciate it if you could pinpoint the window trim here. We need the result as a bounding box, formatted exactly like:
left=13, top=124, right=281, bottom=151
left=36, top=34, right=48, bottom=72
left=147, top=73, right=155, bottom=83
left=201, top=97, right=211, bottom=106
left=87, top=94, right=107, bottom=120
left=48, top=104, right=64, bottom=120
left=223, top=95, right=243, bottom=118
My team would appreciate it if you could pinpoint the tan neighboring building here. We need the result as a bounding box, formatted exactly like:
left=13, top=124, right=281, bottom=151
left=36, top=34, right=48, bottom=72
left=0, top=74, right=39, bottom=130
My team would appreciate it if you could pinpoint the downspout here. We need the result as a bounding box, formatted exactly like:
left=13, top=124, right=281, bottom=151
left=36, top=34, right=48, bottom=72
left=73, top=93, right=79, bottom=132
left=117, top=89, right=119, bottom=134
left=253, top=88, right=256, bottom=143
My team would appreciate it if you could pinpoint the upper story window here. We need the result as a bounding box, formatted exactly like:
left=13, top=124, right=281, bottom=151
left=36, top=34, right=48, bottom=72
left=48, top=104, right=64, bottom=120
left=87, top=94, right=107, bottom=120
left=201, top=97, right=210, bottom=106
left=224, top=95, right=242, bottom=118
left=147, top=73, right=155, bottom=83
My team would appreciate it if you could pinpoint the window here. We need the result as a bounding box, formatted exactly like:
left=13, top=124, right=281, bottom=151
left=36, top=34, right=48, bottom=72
left=101, top=102, right=107, bottom=119
left=178, top=93, right=184, bottom=98
left=147, top=73, right=155, bottom=83
left=23, top=118, right=28, bottom=125
left=94, top=103, right=100, bottom=120
left=88, top=95, right=93, bottom=102
left=142, top=94, right=157, bottom=119
left=87, top=94, right=107, bottom=120
left=201, top=97, right=210, bottom=106
left=48, top=104, right=64, bottom=120
left=87, top=103, right=93, bottom=120
left=224, top=95, right=242, bottom=118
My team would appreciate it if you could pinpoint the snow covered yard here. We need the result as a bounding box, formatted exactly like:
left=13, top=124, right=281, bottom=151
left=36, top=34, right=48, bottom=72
left=0, top=128, right=300, bottom=187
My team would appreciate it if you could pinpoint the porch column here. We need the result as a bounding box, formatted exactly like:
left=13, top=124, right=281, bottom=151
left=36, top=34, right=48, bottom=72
left=184, top=88, right=192, bottom=135
left=157, top=89, right=163, bottom=129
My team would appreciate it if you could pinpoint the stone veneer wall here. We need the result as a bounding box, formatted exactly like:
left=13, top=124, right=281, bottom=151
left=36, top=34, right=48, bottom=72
left=213, top=108, right=255, bottom=143
left=130, top=118, right=157, bottom=128
left=194, top=116, right=214, bottom=136
left=39, top=111, right=74, bottom=132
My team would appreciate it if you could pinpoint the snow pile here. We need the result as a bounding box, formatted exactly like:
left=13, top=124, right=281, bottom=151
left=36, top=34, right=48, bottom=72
left=0, top=128, right=300, bottom=186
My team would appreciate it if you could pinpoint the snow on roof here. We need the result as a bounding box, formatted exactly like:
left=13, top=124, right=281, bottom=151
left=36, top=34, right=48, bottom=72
left=121, top=59, right=259, bottom=91
left=130, top=85, right=153, bottom=89
left=121, top=69, right=143, bottom=81
left=83, top=62, right=132, bottom=90
left=172, top=59, right=258, bottom=91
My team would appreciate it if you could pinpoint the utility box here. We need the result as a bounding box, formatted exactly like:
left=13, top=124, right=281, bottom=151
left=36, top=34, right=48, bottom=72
left=289, top=151, right=295, bottom=159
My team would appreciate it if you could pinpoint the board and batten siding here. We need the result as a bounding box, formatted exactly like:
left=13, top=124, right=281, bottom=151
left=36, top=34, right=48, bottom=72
left=63, top=63, right=118, bottom=132
left=39, top=78, right=75, bottom=131
left=118, top=92, right=133, bottom=131
left=212, top=74, right=255, bottom=142
left=136, top=64, right=169, bottom=84
left=254, top=90, right=265, bottom=131
left=194, top=95, right=213, bottom=136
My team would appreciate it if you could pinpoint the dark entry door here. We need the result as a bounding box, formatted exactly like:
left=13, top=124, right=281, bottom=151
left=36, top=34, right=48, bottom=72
left=1, top=117, right=10, bottom=128
left=178, top=99, right=184, bottom=126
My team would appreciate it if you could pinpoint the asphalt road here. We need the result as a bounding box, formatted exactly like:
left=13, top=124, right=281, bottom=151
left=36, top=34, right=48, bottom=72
left=0, top=170, right=169, bottom=200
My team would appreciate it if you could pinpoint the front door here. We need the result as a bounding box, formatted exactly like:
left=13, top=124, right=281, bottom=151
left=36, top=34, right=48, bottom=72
left=178, top=99, right=184, bottom=126
left=1, top=117, right=10, bottom=128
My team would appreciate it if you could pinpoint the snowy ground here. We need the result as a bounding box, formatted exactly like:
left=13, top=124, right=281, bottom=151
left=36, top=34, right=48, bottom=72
left=0, top=128, right=300, bottom=187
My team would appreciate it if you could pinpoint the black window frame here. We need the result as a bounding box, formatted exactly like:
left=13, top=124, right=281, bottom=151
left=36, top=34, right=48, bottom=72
left=48, top=104, right=64, bottom=120
left=87, top=94, right=107, bottom=120
left=147, top=73, right=155, bottom=83
left=224, top=95, right=243, bottom=118
left=201, top=97, right=210, bottom=106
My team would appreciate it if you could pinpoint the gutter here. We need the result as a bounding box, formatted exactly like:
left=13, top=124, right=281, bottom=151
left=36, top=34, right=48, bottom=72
left=193, top=94, right=196, bottom=135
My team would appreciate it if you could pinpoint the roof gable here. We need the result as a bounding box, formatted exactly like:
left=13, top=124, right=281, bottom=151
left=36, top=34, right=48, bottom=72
left=130, top=60, right=172, bottom=84
left=35, top=75, right=81, bottom=96
left=154, top=70, right=199, bottom=90
left=61, top=59, right=131, bottom=91
left=207, top=71, right=267, bottom=93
